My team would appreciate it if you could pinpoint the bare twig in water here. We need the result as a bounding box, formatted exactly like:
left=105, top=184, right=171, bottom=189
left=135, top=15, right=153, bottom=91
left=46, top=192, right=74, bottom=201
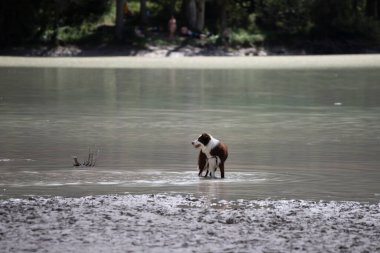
left=89, top=152, right=94, bottom=166
left=84, top=147, right=91, bottom=166
left=73, top=156, right=81, bottom=167
left=92, top=149, right=100, bottom=167
left=72, top=147, right=100, bottom=167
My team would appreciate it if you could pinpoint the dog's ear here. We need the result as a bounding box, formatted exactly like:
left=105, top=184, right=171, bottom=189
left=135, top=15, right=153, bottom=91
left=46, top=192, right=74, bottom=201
left=201, top=133, right=210, bottom=139
left=198, top=133, right=211, bottom=145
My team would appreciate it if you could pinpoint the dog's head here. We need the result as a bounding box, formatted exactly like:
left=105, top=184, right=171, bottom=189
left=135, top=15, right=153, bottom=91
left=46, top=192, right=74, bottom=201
left=191, top=133, right=211, bottom=149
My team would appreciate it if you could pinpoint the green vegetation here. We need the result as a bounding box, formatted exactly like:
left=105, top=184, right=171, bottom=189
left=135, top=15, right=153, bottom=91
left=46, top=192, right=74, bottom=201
left=0, top=0, right=379, bottom=52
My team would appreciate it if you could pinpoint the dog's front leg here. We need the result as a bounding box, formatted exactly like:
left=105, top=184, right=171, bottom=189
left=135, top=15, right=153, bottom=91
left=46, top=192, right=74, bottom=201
left=198, top=151, right=207, bottom=177
left=204, top=160, right=210, bottom=177
left=208, top=158, right=218, bottom=178
left=199, top=169, right=209, bottom=177
left=199, top=160, right=210, bottom=177
left=210, top=167, right=218, bottom=178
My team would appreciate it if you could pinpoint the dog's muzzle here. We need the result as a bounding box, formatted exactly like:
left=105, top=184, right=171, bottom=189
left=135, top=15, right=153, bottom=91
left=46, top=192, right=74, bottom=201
left=191, top=141, right=201, bottom=148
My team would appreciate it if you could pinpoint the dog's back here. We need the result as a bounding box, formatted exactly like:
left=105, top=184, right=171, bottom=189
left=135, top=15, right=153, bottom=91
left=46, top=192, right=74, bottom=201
left=210, top=142, right=228, bottom=162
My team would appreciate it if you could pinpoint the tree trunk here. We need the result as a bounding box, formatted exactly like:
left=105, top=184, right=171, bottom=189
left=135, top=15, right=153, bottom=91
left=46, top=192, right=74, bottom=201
left=183, top=0, right=206, bottom=31
left=195, top=0, right=205, bottom=31
left=169, top=0, right=177, bottom=15
left=185, top=0, right=197, bottom=30
left=115, top=0, right=126, bottom=40
left=140, top=0, right=147, bottom=25
left=219, top=0, right=227, bottom=34
left=366, top=0, right=377, bottom=17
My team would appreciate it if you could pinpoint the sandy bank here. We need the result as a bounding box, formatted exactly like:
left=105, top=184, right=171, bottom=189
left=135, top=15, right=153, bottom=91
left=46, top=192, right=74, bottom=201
left=1, top=194, right=379, bottom=252
left=1, top=55, right=380, bottom=69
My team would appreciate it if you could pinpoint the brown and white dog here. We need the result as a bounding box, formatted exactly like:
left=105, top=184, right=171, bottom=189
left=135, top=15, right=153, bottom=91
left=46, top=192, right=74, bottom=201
left=191, top=133, right=228, bottom=178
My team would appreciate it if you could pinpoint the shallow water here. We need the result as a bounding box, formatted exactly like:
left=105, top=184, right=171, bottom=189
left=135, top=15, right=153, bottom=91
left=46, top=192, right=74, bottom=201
left=0, top=67, right=380, bottom=202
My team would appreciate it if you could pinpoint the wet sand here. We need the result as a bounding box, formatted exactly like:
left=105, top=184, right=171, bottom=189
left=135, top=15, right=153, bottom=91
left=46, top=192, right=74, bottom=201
left=1, top=55, right=380, bottom=69
left=1, top=194, right=379, bottom=253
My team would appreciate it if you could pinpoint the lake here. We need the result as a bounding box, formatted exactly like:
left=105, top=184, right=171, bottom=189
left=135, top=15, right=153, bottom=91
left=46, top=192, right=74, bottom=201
left=1, top=63, right=380, bottom=202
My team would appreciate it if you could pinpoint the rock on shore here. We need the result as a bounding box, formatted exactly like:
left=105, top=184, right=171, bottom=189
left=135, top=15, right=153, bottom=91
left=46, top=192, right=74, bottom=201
left=0, top=194, right=379, bottom=252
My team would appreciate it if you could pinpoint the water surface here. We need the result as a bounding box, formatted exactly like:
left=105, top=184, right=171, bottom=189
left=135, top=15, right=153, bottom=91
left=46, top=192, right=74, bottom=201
left=0, top=67, right=379, bottom=202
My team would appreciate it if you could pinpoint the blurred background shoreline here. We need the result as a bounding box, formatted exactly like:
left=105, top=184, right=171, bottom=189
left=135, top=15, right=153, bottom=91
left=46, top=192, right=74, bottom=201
left=1, top=54, right=380, bottom=69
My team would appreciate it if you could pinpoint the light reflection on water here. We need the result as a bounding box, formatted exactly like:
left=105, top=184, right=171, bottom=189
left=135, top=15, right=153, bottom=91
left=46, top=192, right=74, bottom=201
left=0, top=67, right=380, bottom=202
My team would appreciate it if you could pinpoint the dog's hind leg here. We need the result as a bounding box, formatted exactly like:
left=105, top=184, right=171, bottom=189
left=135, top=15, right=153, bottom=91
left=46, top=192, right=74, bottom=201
left=219, top=163, right=225, bottom=178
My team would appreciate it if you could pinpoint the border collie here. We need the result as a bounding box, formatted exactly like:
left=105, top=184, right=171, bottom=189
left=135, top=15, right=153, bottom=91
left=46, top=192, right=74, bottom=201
left=191, top=133, right=228, bottom=178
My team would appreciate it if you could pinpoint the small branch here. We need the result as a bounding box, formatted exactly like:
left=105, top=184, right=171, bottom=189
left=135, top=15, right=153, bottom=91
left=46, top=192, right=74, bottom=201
left=92, top=149, right=100, bottom=167
left=72, top=146, right=100, bottom=167
left=73, top=156, right=81, bottom=167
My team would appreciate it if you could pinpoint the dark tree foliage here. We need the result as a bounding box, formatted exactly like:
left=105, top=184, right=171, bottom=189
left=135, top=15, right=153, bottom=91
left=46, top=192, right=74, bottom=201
left=255, top=0, right=312, bottom=35
left=233, top=0, right=256, bottom=12
left=1, top=0, right=379, bottom=47
left=0, top=0, right=43, bottom=45
left=0, top=0, right=111, bottom=46
left=311, top=0, right=380, bottom=40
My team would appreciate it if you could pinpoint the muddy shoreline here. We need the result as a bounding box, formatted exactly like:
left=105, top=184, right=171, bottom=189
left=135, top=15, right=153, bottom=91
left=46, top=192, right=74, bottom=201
left=1, top=40, right=379, bottom=57
left=1, top=194, right=379, bottom=252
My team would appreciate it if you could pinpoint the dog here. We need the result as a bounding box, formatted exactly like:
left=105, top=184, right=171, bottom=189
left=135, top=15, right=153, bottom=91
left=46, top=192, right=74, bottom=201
left=191, top=133, right=228, bottom=178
